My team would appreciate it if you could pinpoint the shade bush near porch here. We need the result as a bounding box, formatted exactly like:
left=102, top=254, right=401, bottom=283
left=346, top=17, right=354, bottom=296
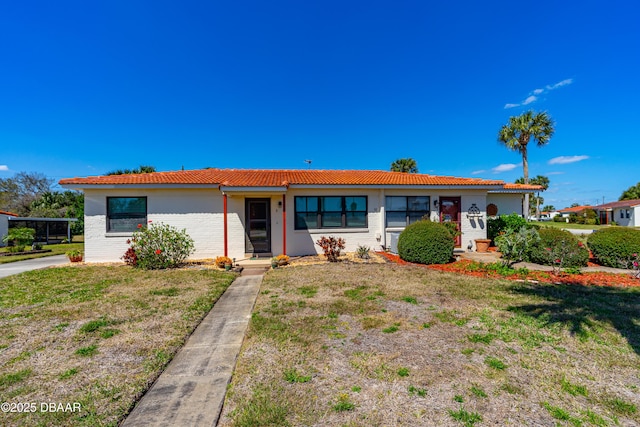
left=587, top=227, right=640, bottom=268
left=398, top=220, right=453, bottom=265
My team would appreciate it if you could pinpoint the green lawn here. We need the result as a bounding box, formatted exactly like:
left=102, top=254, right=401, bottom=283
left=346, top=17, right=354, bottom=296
left=219, top=261, right=640, bottom=426
left=0, top=265, right=237, bottom=426
left=0, top=243, right=84, bottom=264
left=532, top=221, right=607, bottom=230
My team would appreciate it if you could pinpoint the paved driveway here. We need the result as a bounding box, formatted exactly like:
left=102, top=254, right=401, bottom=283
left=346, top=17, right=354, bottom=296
left=0, top=255, right=69, bottom=279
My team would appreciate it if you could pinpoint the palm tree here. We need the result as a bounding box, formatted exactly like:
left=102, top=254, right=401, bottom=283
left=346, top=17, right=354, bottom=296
left=516, top=175, right=550, bottom=218
left=498, top=110, right=555, bottom=219
left=390, top=158, right=418, bottom=173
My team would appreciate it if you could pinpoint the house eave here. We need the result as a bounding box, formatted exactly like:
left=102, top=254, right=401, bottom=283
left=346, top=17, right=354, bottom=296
left=220, top=186, right=287, bottom=193
left=287, top=184, right=504, bottom=190
left=488, top=189, right=538, bottom=194
left=59, top=183, right=219, bottom=190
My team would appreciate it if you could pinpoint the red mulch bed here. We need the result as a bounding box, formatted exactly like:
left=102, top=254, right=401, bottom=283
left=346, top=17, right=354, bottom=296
left=376, top=252, right=640, bottom=288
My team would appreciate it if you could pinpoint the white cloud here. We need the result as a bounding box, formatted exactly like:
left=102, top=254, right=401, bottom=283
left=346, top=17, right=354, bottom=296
left=548, top=155, right=589, bottom=165
left=547, top=78, right=573, bottom=90
left=504, top=78, right=573, bottom=109
left=471, top=170, right=486, bottom=175
left=0, top=165, right=8, bottom=171
left=492, top=163, right=519, bottom=173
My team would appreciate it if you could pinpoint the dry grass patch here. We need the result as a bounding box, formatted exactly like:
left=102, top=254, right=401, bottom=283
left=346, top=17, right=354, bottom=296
left=0, top=265, right=236, bottom=426
left=220, top=263, right=640, bottom=426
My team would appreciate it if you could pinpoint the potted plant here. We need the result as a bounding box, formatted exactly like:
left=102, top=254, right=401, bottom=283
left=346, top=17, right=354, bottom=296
left=474, top=239, right=492, bottom=253
left=224, top=262, right=232, bottom=271
left=215, top=256, right=233, bottom=269
left=66, top=249, right=83, bottom=263
left=271, top=257, right=279, bottom=269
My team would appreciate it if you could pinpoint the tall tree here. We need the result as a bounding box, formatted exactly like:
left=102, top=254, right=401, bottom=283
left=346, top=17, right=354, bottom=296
left=541, top=205, right=556, bottom=212
left=619, top=182, right=640, bottom=201
left=390, top=158, right=418, bottom=173
left=516, top=175, right=550, bottom=218
left=0, top=172, right=54, bottom=216
left=106, top=165, right=156, bottom=176
left=498, top=110, right=555, bottom=218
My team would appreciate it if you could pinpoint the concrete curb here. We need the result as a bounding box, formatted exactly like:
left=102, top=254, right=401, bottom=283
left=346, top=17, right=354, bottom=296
left=122, top=271, right=264, bottom=427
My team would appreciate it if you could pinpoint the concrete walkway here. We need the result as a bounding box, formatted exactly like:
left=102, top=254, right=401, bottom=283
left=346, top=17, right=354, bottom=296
left=122, top=268, right=265, bottom=427
left=0, top=255, right=69, bottom=278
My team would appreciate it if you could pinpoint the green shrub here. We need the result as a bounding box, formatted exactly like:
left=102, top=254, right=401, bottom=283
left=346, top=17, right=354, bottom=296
left=487, top=213, right=528, bottom=242
left=124, top=222, right=195, bottom=269
left=528, top=228, right=589, bottom=268
left=569, top=209, right=599, bottom=225
left=553, top=215, right=567, bottom=223
left=397, top=220, right=453, bottom=265
left=495, top=226, right=540, bottom=266
left=587, top=227, right=640, bottom=268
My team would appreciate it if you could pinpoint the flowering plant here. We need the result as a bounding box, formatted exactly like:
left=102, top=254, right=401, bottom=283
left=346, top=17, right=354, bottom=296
left=541, top=239, right=586, bottom=275
left=272, top=254, right=290, bottom=266
left=122, top=222, right=195, bottom=270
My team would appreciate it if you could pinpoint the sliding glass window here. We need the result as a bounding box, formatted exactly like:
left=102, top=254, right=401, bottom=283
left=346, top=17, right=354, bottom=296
left=295, top=196, right=367, bottom=229
left=385, top=196, right=430, bottom=227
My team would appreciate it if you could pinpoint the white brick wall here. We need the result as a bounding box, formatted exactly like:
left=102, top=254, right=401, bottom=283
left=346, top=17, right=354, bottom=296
left=83, top=187, right=498, bottom=262
left=84, top=189, right=225, bottom=262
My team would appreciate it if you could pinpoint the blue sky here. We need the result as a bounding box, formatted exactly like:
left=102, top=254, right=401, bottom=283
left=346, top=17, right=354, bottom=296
left=1, top=1, right=638, bottom=209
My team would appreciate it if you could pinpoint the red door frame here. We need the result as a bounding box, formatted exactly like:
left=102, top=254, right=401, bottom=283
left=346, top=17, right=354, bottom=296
left=439, top=196, right=462, bottom=247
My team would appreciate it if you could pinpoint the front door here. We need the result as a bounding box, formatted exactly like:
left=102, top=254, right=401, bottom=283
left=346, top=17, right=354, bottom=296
left=439, top=197, right=461, bottom=247
left=245, top=199, right=271, bottom=254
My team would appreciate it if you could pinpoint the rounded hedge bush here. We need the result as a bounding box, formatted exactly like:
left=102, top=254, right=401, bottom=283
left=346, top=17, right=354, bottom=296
left=527, top=228, right=589, bottom=267
left=397, top=220, right=454, bottom=265
left=587, top=227, right=640, bottom=268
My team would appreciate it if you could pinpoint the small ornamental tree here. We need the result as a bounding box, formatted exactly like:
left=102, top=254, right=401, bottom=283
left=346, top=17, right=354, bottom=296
left=123, top=222, right=195, bottom=269
left=2, top=227, right=36, bottom=252
left=316, top=236, right=345, bottom=262
left=397, top=220, right=454, bottom=265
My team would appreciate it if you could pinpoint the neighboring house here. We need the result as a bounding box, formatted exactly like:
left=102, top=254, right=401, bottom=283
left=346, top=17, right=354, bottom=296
left=557, top=205, right=595, bottom=220
left=59, top=168, right=540, bottom=263
left=0, top=210, right=18, bottom=246
left=593, top=199, right=640, bottom=226
left=0, top=210, right=77, bottom=246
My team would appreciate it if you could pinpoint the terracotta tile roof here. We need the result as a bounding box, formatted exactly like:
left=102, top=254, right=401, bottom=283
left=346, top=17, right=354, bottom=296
left=500, top=183, right=543, bottom=191
left=593, top=199, right=640, bottom=210
left=0, top=210, right=18, bottom=217
left=59, top=168, right=509, bottom=188
left=558, top=205, right=595, bottom=213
